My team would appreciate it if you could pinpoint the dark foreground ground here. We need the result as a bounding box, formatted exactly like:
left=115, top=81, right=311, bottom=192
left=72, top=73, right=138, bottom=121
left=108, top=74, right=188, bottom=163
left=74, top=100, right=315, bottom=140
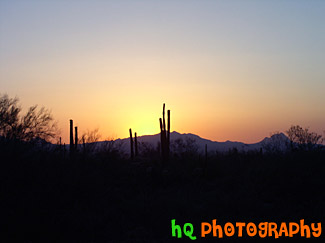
left=1, top=143, right=324, bottom=242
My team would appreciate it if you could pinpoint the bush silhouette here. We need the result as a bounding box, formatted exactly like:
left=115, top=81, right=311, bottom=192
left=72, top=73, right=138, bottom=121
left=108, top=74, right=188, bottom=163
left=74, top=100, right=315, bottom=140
left=286, top=125, right=323, bottom=151
left=0, top=94, right=58, bottom=142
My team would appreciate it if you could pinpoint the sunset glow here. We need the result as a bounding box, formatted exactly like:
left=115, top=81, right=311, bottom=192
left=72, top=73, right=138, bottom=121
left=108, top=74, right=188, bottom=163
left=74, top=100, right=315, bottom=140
left=1, top=0, right=324, bottom=144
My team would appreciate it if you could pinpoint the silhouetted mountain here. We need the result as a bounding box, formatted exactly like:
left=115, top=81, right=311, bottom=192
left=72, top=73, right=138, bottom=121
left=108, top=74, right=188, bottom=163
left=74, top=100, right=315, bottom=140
left=92, top=131, right=291, bottom=154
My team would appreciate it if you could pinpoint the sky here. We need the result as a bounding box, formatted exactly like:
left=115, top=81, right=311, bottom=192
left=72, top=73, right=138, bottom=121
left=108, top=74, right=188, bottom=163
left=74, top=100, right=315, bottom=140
left=1, top=0, right=324, bottom=144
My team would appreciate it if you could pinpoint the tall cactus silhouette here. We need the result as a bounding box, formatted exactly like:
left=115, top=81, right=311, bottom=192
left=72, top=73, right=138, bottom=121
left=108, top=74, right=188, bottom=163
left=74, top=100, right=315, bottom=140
left=75, top=126, right=78, bottom=150
left=134, top=132, right=138, bottom=157
left=129, top=128, right=134, bottom=160
left=70, top=119, right=74, bottom=154
left=159, top=103, right=170, bottom=163
left=167, top=109, right=170, bottom=156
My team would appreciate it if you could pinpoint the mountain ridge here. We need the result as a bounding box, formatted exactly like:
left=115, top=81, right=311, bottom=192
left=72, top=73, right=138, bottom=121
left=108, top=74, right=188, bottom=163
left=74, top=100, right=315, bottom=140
left=99, top=131, right=291, bottom=153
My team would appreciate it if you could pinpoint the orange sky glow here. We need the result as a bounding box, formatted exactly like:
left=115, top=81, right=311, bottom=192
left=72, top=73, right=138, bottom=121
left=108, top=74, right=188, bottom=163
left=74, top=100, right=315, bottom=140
left=1, top=1, right=324, bottom=144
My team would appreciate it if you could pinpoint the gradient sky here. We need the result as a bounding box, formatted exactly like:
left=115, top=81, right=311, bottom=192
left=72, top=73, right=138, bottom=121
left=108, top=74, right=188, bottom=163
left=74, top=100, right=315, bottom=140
left=1, top=0, right=324, bottom=143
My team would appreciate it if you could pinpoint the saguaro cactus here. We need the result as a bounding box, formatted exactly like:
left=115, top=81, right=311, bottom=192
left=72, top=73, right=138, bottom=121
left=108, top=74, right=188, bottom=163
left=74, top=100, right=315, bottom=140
left=129, top=128, right=134, bottom=159
left=70, top=119, right=74, bottom=153
left=167, top=109, right=170, bottom=156
left=134, top=132, right=138, bottom=157
left=159, top=103, right=170, bottom=163
left=75, top=126, right=78, bottom=150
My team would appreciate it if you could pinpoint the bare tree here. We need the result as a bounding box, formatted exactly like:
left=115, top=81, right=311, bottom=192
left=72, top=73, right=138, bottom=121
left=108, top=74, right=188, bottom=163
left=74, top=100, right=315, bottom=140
left=286, top=125, right=323, bottom=151
left=0, top=94, right=20, bottom=139
left=0, top=94, right=58, bottom=142
left=79, top=128, right=101, bottom=152
left=80, top=128, right=101, bottom=144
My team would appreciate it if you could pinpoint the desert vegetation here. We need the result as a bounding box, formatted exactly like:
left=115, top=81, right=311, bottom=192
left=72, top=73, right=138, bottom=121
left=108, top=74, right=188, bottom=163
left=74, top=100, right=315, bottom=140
left=1, top=94, right=324, bottom=241
left=0, top=94, right=58, bottom=143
